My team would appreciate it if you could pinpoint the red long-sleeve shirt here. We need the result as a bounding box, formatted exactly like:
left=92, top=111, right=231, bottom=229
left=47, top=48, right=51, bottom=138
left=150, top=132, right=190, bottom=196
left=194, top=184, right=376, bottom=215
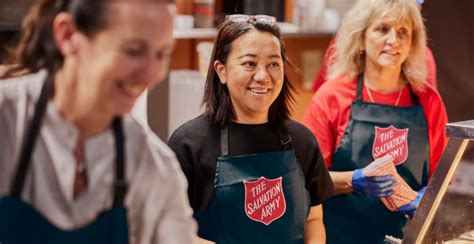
left=303, top=75, right=448, bottom=178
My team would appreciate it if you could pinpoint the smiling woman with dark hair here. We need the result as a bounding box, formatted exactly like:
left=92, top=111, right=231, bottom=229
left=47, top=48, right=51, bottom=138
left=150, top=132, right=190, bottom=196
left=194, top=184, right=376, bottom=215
left=168, top=14, right=334, bottom=244
left=0, top=0, right=196, bottom=243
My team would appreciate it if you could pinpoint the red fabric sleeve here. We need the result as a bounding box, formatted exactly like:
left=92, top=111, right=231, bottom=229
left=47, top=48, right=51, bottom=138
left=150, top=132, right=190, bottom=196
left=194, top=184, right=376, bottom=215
left=304, top=76, right=448, bottom=177
left=303, top=77, right=357, bottom=169
left=415, top=85, right=449, bottom=178
left=425, top=47, right=438, bottom=90
left=311, top=38, right=336, bottom=93
left=302, top=90, right=336, bottom=169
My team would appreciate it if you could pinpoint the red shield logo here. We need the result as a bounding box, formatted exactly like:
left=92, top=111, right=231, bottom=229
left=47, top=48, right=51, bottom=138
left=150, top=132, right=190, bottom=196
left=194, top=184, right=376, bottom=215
left=243, top=176, right=286, bottom=225
left=372, top=125, right=409, bottom=165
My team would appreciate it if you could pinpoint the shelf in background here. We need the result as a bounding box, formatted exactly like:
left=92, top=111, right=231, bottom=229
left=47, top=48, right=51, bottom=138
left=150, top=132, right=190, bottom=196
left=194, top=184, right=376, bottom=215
left=0, top=22, right=20, bottom=32
left=173, top=22, right=336, bottom=39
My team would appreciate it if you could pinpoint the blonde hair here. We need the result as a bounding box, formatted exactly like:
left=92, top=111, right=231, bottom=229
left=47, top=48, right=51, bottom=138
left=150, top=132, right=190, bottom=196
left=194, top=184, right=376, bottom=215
left=328, top=0, right=427, bottom=89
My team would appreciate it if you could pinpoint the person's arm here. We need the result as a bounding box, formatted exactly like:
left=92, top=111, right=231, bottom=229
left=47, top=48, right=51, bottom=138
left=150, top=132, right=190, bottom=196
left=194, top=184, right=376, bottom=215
left=302, top=94, right=336, bottom=170
left=126, top=138, right=197, bottom=244
left=153, top=156, right=198, bottom=244
left=329, top=171, right=354, bottom=195
left=0, top=80, right=11, bottom=194
left=304, top=205, right=325, bottom=244
left=289, top=123, right=333, bottom=243
left=423, top=88, right=448, bottom=179
left=168, top=121, right=214, bottom=243
left=302, top=93, right=394, bottom=197
left=0, top=78, right=23, bottom=194
left=168, top=125, right=196, bottom=199
left=332, top=168, right=395, bottom=199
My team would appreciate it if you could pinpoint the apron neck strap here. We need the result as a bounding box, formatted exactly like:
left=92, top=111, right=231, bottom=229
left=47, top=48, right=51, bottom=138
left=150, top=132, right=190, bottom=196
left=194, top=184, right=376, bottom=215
left=355, top=73, right=420, bottom=105
left=10, top=74, right=127, bottom=208
left=219, top=124, right=293, bottom=156
left=408, top=84, right=420, bottom=105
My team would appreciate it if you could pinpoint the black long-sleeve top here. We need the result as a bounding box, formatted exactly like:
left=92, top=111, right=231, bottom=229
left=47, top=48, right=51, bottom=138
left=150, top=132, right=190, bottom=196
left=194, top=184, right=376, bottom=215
left=168, top=115, right=334, bottom=212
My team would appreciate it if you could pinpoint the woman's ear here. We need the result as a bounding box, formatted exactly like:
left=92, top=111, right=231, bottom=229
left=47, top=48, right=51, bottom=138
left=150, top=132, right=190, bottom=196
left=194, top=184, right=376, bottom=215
left=214, top=60, right=227, bottom=85
left=357, top=30, right=366, bottom=50
left=52, top=12, right=79, bottom=57
left=358, top=38, right=365, bottom=52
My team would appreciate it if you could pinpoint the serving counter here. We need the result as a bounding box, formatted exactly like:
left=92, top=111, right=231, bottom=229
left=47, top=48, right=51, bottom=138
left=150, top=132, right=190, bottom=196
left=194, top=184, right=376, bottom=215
left=387, top=120, right=474, bottom=243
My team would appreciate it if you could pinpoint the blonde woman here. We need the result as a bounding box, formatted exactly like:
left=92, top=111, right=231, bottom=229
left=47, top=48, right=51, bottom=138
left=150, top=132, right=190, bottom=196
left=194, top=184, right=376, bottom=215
left=303, top=0, right=448, bottom=243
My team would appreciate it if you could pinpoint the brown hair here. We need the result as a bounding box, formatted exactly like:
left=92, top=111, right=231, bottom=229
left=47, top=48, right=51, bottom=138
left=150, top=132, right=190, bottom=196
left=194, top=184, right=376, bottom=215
left=202, top=15, right=296, bottom=127
left=1, top=0, right=110, bottom=78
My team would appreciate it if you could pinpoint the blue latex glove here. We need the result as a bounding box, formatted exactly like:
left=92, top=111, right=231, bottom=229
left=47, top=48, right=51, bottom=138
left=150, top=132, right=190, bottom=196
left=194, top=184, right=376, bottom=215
left=351, top=168, right=395, bottom=197
left=397, top=187, right=427, bottom=218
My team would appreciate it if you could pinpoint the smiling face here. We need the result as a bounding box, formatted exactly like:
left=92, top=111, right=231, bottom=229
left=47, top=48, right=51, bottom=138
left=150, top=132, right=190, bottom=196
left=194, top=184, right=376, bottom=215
left=214, top=30, right=284, bottom=124
left=363, top=15, right=413, bottom=73
left=72, top=2, right=174, bottom=116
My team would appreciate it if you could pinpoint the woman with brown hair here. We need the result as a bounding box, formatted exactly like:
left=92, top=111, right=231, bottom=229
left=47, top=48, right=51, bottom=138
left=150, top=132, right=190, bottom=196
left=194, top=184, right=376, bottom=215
left=0, top=0, right=196, bottom=243
left=168, top=14, right=334, bottom=243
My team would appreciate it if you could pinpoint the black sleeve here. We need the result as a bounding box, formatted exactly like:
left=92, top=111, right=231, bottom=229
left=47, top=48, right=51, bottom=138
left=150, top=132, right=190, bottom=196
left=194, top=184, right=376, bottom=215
left=167, top=115, right=221, bottom=212
left=287, top=121, right=335, bottom=206
left=168, top=121, right=196, bottom=204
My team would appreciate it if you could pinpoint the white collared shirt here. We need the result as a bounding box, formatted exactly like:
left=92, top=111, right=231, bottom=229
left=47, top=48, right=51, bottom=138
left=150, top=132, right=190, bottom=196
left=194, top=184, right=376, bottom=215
left=0, top=70, right=197, bottom=244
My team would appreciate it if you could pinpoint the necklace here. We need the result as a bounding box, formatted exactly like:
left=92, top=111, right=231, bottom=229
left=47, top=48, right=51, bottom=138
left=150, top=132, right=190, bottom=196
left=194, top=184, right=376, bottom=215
left=73, top=141, right=88, bottom=198
left=73, top=141, right=86, bottom=174
left=365, top=85, right=403, bottom=106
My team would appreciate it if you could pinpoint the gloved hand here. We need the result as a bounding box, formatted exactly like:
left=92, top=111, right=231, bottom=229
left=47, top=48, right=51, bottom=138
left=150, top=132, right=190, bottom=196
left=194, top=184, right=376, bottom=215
left=397, top=187, right=427, bottom=218
left=352, top=168, right=395, bottom=197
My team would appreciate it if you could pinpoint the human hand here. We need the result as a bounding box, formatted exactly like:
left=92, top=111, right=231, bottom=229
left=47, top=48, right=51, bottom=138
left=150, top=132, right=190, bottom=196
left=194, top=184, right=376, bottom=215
left=397, top=187, right=426, bottom=218
left=351, top=168, right=395, bottom=197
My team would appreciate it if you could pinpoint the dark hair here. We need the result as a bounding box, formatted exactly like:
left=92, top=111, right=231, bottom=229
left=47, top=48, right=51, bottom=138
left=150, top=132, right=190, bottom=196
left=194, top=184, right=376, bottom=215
left=1, top=0, right=108, bottom=78
left=202, top=15, right=296, bottom=127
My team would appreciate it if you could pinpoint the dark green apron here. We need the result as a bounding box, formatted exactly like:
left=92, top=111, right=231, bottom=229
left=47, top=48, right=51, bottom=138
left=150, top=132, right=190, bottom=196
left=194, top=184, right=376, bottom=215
left=0, top=74, right=129, bottom=244
left=324, top=75, right=429, bottom=244
left=194, top=125, right=310, bottom=243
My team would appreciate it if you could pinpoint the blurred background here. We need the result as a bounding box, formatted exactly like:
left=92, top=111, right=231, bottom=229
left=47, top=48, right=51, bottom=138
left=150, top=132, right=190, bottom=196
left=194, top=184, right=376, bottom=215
left=2, top=0, right=471, bottom=139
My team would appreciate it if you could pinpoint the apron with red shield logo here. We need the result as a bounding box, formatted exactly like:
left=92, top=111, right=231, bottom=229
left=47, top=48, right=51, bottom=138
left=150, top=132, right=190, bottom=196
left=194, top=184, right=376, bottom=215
left=323, top=75, right=429, bottom=244
left=0, top=74, right=128, bottom=244
left=194, top=126, right=310, bottom=243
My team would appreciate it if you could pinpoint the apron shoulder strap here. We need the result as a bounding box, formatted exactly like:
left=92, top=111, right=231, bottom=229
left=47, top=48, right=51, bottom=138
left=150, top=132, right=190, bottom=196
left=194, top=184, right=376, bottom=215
left=11, top=73, right=53, bottom=197
left=276, top=125, right=292, bottom=151
left=356, top=74, right=364, bottom=101
left=112, top=117, right=127, bottom=208
left=220, top=126, right=229, bottom=156
left=10, top=73, right=128, bottom=207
